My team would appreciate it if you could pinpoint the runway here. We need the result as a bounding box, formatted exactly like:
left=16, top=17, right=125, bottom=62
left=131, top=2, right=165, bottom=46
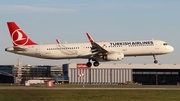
left=1, top=86, right=180, bottom=90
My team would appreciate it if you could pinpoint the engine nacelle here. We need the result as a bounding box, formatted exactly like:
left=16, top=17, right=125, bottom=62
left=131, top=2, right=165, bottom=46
left=103, top=52, right=124, bottom=61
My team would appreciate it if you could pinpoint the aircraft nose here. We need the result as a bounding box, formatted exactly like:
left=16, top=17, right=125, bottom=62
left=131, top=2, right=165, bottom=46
left=169, top=46, right=174, bottom=52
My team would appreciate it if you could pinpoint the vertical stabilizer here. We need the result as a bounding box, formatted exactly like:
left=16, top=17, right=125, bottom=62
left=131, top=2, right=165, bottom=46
left=7, top=22, right=36, bottom=46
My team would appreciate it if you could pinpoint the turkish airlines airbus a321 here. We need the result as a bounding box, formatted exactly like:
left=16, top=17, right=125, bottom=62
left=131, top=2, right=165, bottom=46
left=5, top=22, right=174, bottom=67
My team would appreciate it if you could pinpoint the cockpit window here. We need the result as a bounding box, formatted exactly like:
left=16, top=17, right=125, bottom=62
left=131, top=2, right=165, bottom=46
left=163, top=43, right=168, bottom=45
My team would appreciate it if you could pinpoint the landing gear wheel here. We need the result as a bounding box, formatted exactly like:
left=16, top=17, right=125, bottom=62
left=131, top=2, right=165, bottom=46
left=93, top=61, right=99, bottom=67
left=86, top=62, right=92, bottom=67
left=153, top=55, right=158, bottom=64
left=154, top=60, right=158, bottom=64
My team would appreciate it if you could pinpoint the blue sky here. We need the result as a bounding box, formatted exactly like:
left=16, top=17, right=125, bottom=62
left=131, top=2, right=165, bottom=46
left=0, top=0, right=179, bottom=65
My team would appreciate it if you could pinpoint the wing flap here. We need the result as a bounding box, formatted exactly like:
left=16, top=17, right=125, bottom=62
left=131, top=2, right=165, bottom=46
left=91, top=42, right=108, bottom=53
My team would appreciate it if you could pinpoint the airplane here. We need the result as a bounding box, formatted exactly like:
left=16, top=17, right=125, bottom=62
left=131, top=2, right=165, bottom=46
left=5, top=22, right=174, bottom=67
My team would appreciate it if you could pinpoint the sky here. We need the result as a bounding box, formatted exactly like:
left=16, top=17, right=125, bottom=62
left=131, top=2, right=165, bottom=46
left=0, top=0, right=180, bottom=65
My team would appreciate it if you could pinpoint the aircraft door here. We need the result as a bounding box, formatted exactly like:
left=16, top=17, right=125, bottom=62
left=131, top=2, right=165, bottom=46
left=122, top=44, right=128, bottom=52
left=34, top=45, right=41, bottom=57
left=81, top=45, right=86, bottom=54
left=155, top=42, right=160, bottom=50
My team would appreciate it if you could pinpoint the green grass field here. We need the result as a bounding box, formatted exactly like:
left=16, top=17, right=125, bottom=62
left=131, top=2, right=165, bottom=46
left=2, top=83, right=180, bottom=88
left=0, top=90, right=180, bottom=101
left=1, top=84, right=180, bottom=101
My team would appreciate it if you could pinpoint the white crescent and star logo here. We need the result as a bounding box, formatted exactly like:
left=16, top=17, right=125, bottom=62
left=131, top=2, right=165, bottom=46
left=11, top=29, right=29, bottom=46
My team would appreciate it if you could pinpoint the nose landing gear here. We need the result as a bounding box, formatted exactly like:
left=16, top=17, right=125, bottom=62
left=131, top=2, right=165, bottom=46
left=153, top=55, right=158, bottom=64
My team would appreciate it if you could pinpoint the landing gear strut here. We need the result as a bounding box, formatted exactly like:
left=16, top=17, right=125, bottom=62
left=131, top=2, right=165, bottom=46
left=153, top=55, right=158, bottom=64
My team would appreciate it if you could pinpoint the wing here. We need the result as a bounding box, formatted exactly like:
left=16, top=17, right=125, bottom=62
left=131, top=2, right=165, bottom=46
left=86, top=33, right=108, bottom=58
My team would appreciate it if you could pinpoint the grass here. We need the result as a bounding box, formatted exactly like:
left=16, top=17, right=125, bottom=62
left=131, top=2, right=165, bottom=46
left=2, top=83, right=180, bottom=88
left=1, top=84, right=180, bottom=101
left=0, top=90, right=180, bottom=101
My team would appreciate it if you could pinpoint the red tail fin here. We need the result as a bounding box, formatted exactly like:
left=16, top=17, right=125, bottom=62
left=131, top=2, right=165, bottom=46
left=7, top=22, right=37, bottom=46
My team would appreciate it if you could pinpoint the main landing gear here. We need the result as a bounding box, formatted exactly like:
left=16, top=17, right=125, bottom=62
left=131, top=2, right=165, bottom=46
left=86, top=59, right=99, bottom=67
left=153, top=55, right=158, bottom=64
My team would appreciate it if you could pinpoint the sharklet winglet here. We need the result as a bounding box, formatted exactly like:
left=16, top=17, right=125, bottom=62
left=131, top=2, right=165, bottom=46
left=56, top=39, right=60, bottom=44
left=86, top=33, right=94, bottom=43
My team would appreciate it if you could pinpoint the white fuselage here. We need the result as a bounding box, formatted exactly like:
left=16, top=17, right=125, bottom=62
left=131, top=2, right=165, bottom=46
left=5, top=40, right=174, bottom=61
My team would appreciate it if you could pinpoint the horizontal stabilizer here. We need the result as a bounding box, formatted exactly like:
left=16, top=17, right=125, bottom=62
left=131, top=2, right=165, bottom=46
left=13, top=46, right=27, bottom=51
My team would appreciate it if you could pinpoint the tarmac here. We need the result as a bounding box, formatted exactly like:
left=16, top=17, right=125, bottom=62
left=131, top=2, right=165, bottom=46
left=1, top=86, right=180, bottom=90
